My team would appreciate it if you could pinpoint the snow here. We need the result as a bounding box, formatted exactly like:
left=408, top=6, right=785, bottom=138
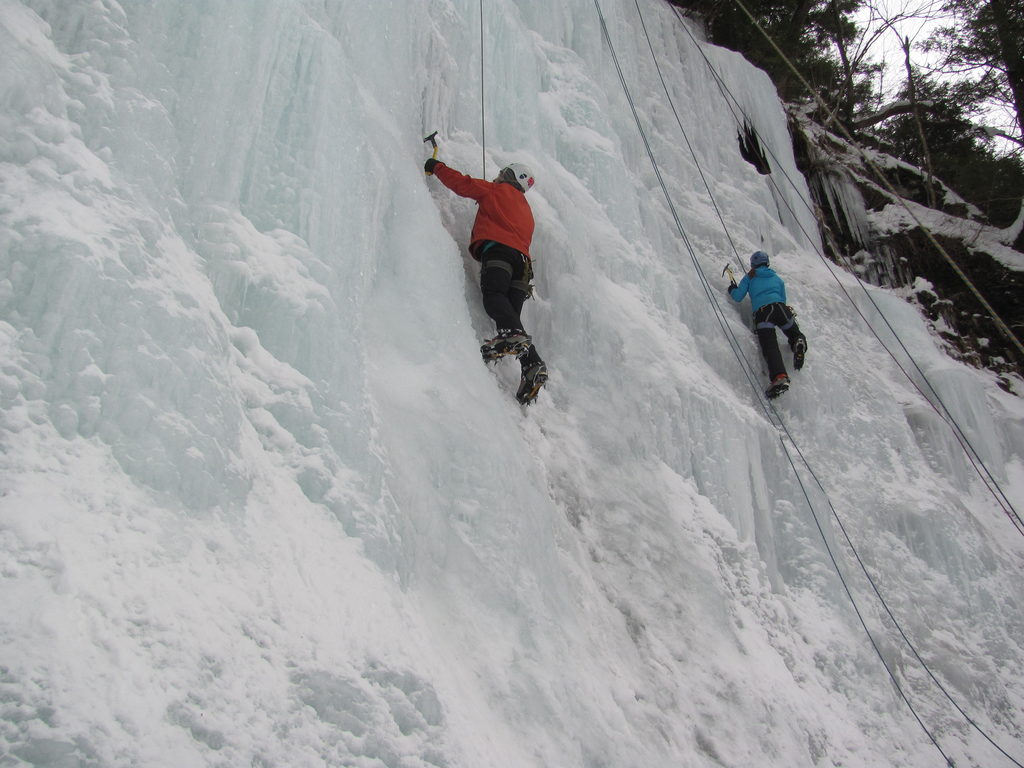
left=1, top=1, right=1023, bottom=767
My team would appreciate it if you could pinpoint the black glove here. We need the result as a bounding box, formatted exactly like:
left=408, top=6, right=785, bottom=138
left=728, top=279, right=737, bottom=291
left=424, top=158, right=440, bottom=175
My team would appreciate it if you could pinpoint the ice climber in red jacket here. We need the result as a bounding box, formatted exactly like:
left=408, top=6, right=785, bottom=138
left=425, top=157, right=548, bottom=405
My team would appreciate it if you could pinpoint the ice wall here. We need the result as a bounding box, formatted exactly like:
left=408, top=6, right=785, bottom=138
left=2, top=1, right=1023, bottom=767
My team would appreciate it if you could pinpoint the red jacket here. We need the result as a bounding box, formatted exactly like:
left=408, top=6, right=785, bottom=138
left=433, top=163, right=535, bottom=259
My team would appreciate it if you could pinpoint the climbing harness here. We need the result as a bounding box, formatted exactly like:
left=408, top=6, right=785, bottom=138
left=515, top=256, right=535, bottom=298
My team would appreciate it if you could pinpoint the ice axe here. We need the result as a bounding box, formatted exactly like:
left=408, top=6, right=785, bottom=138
left=423, top=131, right=439, bottom=174
left=722, top=263, right=738, bottom=285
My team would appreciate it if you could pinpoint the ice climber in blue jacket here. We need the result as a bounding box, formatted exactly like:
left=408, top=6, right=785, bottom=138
left=728, top=250, right=807, bottom=398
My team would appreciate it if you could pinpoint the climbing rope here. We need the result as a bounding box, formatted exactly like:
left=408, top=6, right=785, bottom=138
left=479, top=0, right=487, bottom=176
left=629, top=2, right=1024, bottom=763
left=667, top=4, right=1023, bottom=535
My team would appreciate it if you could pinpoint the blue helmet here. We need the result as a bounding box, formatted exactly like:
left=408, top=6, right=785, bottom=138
left=750, top=250, right=770, bottom=268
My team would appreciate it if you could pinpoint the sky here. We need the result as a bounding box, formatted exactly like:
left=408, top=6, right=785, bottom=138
left=852, top=0, right=1021, bottom=151
left=1, top=1, right=1023, bottom=767
left=854, top=0, right=948, bottom=97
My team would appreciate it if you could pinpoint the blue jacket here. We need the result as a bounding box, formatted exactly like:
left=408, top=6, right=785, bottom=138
left=729, top=266, right=786, bottom=312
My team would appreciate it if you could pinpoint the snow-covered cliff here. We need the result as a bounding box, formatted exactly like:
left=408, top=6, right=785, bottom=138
left=1, top=1, right=1022, bottom=766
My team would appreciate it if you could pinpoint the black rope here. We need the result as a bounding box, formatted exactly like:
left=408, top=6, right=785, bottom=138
left=641, top=4, right=1023, bottom=764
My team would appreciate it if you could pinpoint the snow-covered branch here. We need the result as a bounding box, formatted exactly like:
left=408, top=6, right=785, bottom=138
left=853, top=99, right=935, bottom=129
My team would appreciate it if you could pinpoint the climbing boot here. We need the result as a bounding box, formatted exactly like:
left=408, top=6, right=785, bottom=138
left=516, top=361, right=548, bottom=404
left=792, top=337, right=807, bottom=370
left=481, top=331, right=532, bottom=362
left=765, top=373, right=790, bottom=400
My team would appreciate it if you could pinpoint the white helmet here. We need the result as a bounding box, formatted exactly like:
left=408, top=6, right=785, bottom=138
left=500, top=163, right=535, bottom=193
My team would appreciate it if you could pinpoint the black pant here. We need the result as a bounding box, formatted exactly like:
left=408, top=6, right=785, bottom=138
left=752, top=302, right=805, bottom=380
left=479, top=243, right=542, bottom=368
